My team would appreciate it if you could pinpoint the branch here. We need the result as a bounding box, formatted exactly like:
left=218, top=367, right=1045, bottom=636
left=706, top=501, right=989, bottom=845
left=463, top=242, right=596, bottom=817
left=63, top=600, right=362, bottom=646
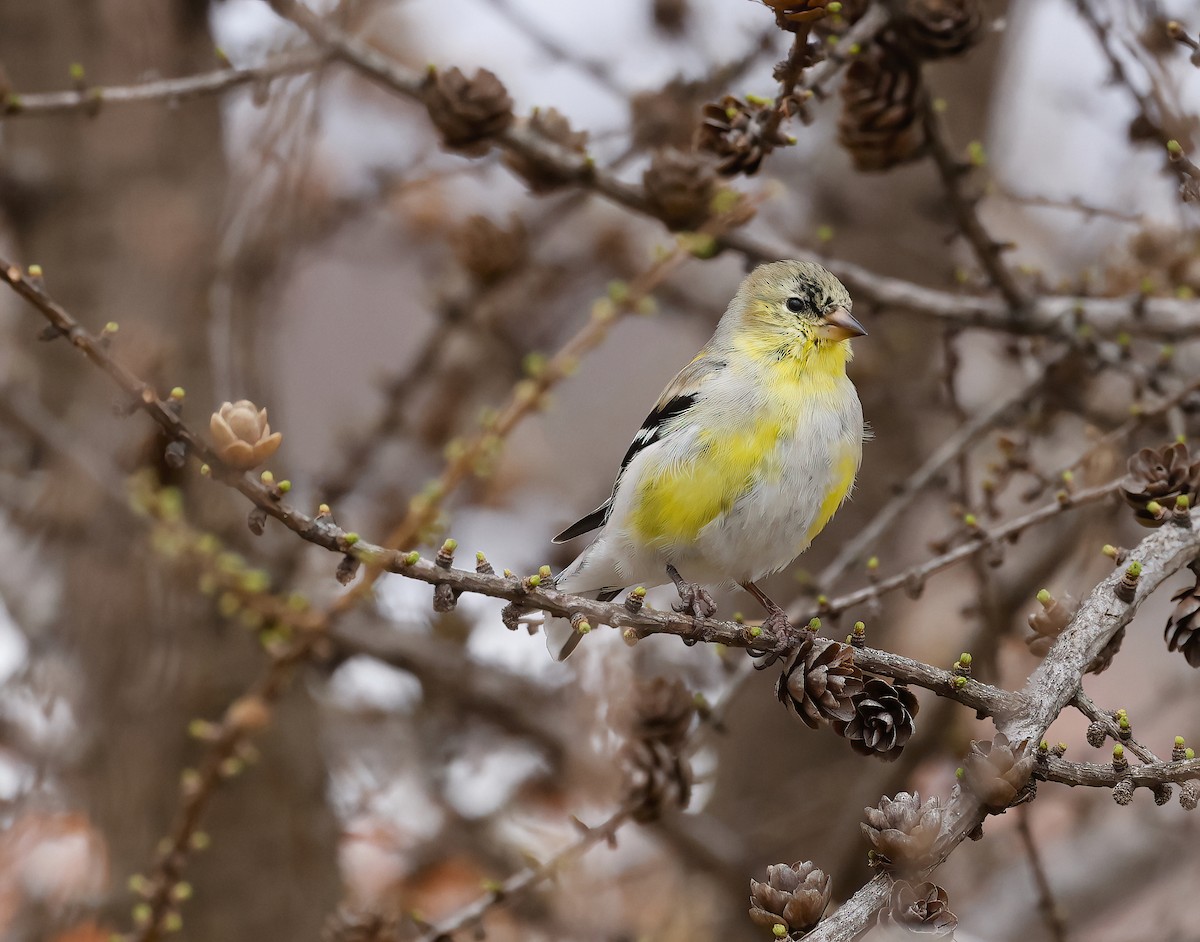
left=1039, top=755, right=1200, bottom=788
left=253, top=1, right=1200, bottom=340
left=1, top=50, right=327, bottom=118
left=919, top=89, right=1030, bottom=313
left=802, top=512, right=1200, bottom=941
left=405, top=806, right=634, bottom=942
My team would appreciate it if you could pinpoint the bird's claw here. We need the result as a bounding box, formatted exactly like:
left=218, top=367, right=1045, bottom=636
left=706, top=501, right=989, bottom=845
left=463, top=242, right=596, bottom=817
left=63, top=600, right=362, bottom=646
left=761, top=606, right=800, bottom=647
left=672, top=582, right=717, bottom=620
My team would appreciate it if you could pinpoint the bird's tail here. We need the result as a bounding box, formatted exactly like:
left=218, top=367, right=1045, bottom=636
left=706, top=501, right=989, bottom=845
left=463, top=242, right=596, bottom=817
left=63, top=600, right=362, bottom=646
left=547, top=541, right=625, bottom=660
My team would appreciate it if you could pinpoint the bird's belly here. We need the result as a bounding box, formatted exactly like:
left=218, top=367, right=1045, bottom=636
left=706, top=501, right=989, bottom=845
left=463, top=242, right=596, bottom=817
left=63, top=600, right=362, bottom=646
left=686, top=420, right=859, bottom=584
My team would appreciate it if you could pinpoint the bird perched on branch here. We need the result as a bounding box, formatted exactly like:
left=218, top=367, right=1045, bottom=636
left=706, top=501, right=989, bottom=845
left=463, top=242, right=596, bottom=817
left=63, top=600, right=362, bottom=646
left=550, top=260, right=866, bottom=659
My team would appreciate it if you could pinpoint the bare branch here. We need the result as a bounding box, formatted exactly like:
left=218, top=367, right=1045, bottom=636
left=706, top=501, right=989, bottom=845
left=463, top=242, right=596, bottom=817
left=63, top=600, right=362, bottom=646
left=1, top=50, right=327, bottom=118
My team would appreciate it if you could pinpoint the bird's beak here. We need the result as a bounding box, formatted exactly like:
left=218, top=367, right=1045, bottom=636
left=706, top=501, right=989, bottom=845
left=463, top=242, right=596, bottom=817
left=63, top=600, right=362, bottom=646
left=817, top=308, right=867, bottom=342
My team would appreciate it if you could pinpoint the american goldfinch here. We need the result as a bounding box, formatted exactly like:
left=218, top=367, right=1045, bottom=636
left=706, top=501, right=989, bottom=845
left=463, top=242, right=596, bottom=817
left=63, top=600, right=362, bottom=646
left=550, top=259, right=866, bottom=659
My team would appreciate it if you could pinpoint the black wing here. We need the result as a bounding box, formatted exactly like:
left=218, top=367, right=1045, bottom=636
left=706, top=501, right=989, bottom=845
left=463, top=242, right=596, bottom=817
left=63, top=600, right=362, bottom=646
left=551, top=391, right=699, bottom=543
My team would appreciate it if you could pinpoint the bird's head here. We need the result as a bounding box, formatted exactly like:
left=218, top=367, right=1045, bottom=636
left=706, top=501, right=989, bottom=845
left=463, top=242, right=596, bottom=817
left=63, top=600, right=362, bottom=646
left=723, top=260, right=865, bottom=370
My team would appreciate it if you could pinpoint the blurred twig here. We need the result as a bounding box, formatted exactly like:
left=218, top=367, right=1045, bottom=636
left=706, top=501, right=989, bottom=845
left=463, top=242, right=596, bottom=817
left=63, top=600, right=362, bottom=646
left=406, top=805, right=635, bottom=942
left=0, top=49, right=327, bottom=118
left=1017, top=807, right=1069, bottom=942
left=919, top=90, right=1029, bottom=313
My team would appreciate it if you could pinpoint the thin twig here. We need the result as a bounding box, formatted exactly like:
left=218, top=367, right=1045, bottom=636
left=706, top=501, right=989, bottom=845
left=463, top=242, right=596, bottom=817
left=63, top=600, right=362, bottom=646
left=1, top=49, right=327, bottom=118
left=919, top=89, right=1030, bottom=314
left=809, top=348, right=1067, bottom=602
left=408, top=806, right=634, bottom=942
left=1017, top=807, right=1069, bottom=942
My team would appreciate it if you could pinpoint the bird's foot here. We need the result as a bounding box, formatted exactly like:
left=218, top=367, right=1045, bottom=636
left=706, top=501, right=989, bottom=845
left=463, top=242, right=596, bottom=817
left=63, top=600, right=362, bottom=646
left=761, top=605, right=803, bottom=647
left=666, top=565, right=717, bottom=620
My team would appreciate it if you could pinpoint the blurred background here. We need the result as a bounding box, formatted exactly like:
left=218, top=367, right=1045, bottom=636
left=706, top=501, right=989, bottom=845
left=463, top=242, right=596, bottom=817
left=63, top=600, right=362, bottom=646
left=0, top=0, right=1199, bottom=940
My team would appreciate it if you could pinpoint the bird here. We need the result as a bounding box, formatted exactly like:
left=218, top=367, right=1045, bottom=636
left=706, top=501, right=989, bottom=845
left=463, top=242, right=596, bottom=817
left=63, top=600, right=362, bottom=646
left=548, top=259, right=867, bottom=660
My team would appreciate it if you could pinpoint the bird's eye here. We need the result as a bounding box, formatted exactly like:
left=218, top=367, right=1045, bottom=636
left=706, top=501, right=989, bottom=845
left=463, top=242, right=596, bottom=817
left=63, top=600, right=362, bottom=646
left=785, top=296, right=804, bottom=314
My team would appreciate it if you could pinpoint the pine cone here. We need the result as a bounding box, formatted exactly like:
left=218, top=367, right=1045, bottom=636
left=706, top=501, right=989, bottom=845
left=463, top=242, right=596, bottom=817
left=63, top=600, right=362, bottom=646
left=748, top=861, right=832, bottom=937
left=1025, top=591, right=1077, bottom=657
left=619, top=738, right=692, bottom=822
left=898, top=0, right=984, bottom=59
left=760, top=0, right=834, bottom=30
left=860, top=792, right=943, bottom=873
left=838, top=43, right=926, bottom=172
left=502, top=106, right=589, bottom=193
left=423, top=67, right=514, bottom=156
left=834, top=678, right=918, bottom=761
left=631, top=676, right=696, bottom=745
left=632, top=80, right=703, bottom=151
left=776, top=635, right=864, bottom=729
left=879, top=881, right=958, bottom=937
left=1165, top=561, right=1200, bottom=667
left=696, top=95, right=791, bottom=176
left=1119, top=442, right=1200, bottom=527
left=961, top=733, right=1034, bottom=812
left=643, top=149, right=718, bottom=231
left=450, top=214, right=528, bottom=285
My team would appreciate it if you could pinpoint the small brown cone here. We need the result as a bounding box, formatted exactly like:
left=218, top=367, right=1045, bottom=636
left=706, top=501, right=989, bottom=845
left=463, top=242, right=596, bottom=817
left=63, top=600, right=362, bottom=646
left=860, top=791, right=943, bottom=873
left=643, top=149, right=718, bottom=231
left=748, top=861, right=832, bottom=937
left=898, top=0, right=984, bottom=59
left=423, top=67, right=514, bottom=156
left=838, top=43, right=926, bottom=172
left=696, top=95, right=791, bottom=176
left=879, top=881, right=958, bottom=937
left=962, top=733, right=1034, bottom=812
left=833, top=677, right=918, bottom=761
left=776, top=635, right=864, bottom=729
left=1119, top=441, right=1200, bottom=527
left=1165, top=561, right=1200, bottom=667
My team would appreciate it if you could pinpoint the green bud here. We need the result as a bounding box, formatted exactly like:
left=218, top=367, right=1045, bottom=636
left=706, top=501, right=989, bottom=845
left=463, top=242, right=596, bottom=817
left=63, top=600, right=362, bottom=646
left=1036, top=588, right=1052, bottom=605
left=403, top=551, right=420, bottom=566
